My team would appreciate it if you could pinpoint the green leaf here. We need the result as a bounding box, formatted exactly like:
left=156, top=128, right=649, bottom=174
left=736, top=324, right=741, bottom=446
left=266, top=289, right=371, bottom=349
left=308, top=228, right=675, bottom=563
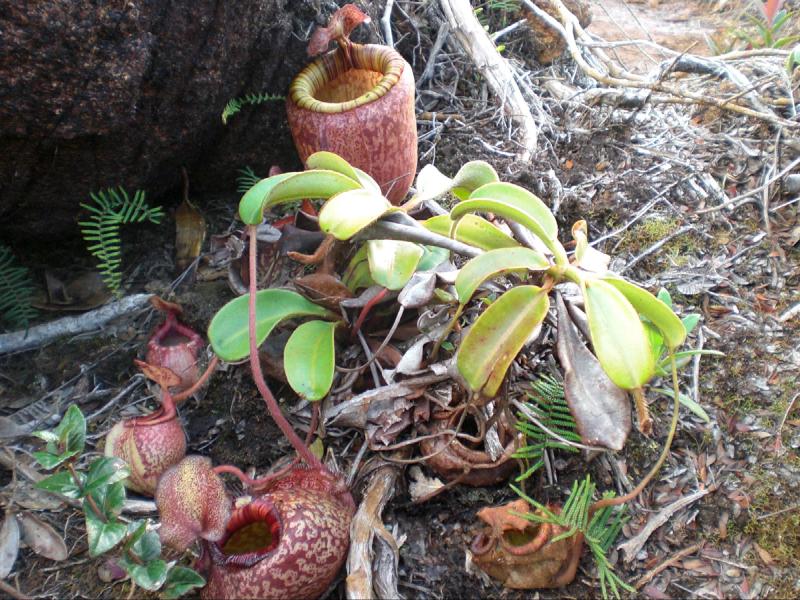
left=36, top=470, right=83, bottom=498
left=238, top=172, right=294, bottom=225
left=208, top=289, right=335, bottom=362
left=55, top=404, right=86, bottom=457
left=125, top=521, right=147, bottom=549
left=409, top=160, right=499, bottom=204
left=83, top=457, right=130, bottom=495
left=656, top=287, right=672, bottom=308
left=85, top=509, right=127, bottom=556
left=32, top=430, right=59, bottom=444
left=130, top=530, right=161, bottom=563
left=654, top=349, right=724, bottom=376
left=305, top=151, right=360, bottom=182
left=319, top=189, right=394, bottom=240
left=455, top=247, right=549, bottom=305
left=129, top=559, right=168, bottom=591
left=32, top=451, right=75, bottom=470
left=264, top=170, right=361, bottom=212
left=450, top=196, right=567, bottom=262
left=457, top=286, right=549, bottom=398
left=583, top=279, right=655, bottom=389
left=367, top=240, right=424, bottom=290
left=468, top=182, right=558, bottom=240
left=601, top=277, right=686, bottom=350
left=422, top=214, right=519, bottom=251
left=411, top=164, right=456, bottom=203
left=682, top=314, right=700, bottom=335
left=651, top=387, right=711, bottom=423
left=284, top=320, right=337, bottom=401
left=352, top=167, right=382, bottom=196
left=162, top=566, right=205, bottom=599
left=416, top=245, right=450, bottom=272
left=451, top=160, right=499, bottom=198
left=87, top=480, right=126, bottom=520
left=342, top=256, right=375, bottom=292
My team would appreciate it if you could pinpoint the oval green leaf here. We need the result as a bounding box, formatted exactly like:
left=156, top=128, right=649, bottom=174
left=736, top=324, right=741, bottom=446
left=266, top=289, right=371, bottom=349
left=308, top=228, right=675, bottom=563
left=417, top=244, right=450, bottom=272
left=264, top=170, right=361, bottom=213
left=468, top=182, right=557, bottom=240
left=284, top=320, right=337, bottom=401
left=342, top=244, right=374, bottom=291
left=423, top=214, right=520, bottom=251
left=208, top=289, right=334, bottom=362
left=455, top=247, right=549, bottom=305
left=602, top=277, right=686, bottom=350
left=319, top=189, right=393, bottom=240
left=305, top=151, right=360, bottom=182
left=450, top=198, right=567, bottom=263
left=238, top=172, right=295, bottom=225
left=451, top=160, right=499, bottom=199
left=412, top=164, right=455, bottom=203
left=583, top=279, right=655, bottom=389
left=367, top=240, right=424, bottom=290
left=457, top=285, right=550, bottom=398
left=353, top=167, right=382, bottom=196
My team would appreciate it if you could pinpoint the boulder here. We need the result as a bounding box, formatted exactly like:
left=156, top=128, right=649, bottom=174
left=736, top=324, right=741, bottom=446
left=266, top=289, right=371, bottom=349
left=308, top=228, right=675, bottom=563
left=0, top=0, right=380, bottom=241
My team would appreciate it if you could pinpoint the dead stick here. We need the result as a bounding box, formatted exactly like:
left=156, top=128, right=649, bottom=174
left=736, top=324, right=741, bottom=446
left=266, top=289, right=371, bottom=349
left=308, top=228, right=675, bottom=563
left=0, top=294, right=152, bottom=355
left=634, top=542, right=703, bottom=590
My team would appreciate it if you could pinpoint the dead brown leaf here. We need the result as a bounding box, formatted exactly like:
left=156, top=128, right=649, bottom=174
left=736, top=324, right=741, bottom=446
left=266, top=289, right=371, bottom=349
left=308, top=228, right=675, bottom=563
left=18, top=512, right=68, bottom=561
left=0, top=511, right=20, bottom=578
left=555, top=294, right=630, bottom=450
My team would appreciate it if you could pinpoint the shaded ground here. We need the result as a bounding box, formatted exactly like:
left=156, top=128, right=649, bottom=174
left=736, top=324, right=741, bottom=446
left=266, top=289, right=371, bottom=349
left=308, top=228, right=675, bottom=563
left=2, top=1, right=800, bottom=599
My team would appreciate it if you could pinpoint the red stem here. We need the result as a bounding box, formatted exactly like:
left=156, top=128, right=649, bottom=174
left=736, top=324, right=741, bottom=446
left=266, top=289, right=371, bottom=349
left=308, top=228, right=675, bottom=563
left=305, top=402, right=320, bottom=447
left=213, top=460, right=299, bottom=491
left=172, top=355, right=219, bottom=403
left=351, top=287, right=389, bottom=338
left=124, top=389, right=177, bottom=428
left=247, top=225, right=323, bottom=470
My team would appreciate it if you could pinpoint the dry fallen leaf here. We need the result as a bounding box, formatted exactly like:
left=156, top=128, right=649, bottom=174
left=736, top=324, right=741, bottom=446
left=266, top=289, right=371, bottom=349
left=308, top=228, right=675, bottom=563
left=175, top=168, right=207, bottom=273
left=408, top=466, right=444, bottom=502
left=753, top=542, right=775, bottom=567
left=9, top=481, right=64, bottom=511
left=555, top=294, right=631, bottom=450
left=18, top=512, right=68, bottom=561
left=0, top=511, right=20, bottom=578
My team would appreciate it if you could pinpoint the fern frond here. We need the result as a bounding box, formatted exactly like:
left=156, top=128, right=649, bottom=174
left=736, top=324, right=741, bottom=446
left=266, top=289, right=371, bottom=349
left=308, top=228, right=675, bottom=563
left=79, top=187, right=164, bottom=296
left=221, top=93, right=285, bottom=125
left=0, top=244, right=37, bottom=330
left=513, top=374, right=580, bottom=481
left=236, top=166, right=262, bottom=193
left=511, top=476, right=632, bottom=600
left=487, top=0, right=520, bottom=13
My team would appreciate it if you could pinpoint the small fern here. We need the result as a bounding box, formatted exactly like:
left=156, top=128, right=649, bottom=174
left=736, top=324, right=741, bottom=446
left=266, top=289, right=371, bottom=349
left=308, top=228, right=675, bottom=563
left=221, top=93, right=285, bottom=125
left=0, top=244, right=37, bottom=330
left=79, top=187, right=164, bottom=295
left=513, top=375, right=581, bottom=481
left=236, top=166, right=262, bottom=193
left=513, top=476, right=633, bottom=600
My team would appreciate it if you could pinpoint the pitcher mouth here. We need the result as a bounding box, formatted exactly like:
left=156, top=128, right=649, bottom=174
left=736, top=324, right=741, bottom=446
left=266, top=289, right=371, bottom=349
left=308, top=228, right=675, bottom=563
left=207, top=499, right=281, bottom=568
left=289, top=44, right=405, bottom=114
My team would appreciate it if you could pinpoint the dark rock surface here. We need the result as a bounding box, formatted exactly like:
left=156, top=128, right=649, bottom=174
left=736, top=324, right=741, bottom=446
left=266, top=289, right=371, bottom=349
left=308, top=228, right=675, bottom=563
left=0, top=0, right=380, bottom=241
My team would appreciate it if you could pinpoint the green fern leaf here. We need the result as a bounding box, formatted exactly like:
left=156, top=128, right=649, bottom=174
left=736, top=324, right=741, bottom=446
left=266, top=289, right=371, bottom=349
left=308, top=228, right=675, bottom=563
left=511, top=476, right=632, bottom=600
left=79, top=187, right=164, bottom=296
left=221, top=93, right=284, bottom=125
left=236, top=166, right=262, bottom=193
left=0, top=244, right=37, bottom=330
left=513, top=375, right=581, bottom=481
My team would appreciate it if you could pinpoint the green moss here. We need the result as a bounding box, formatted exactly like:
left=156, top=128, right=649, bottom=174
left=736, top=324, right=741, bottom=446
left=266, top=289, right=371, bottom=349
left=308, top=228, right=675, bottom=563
left=742, top=460, right=800, bottom=571
left=616, top=215, right=700, bottom=268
